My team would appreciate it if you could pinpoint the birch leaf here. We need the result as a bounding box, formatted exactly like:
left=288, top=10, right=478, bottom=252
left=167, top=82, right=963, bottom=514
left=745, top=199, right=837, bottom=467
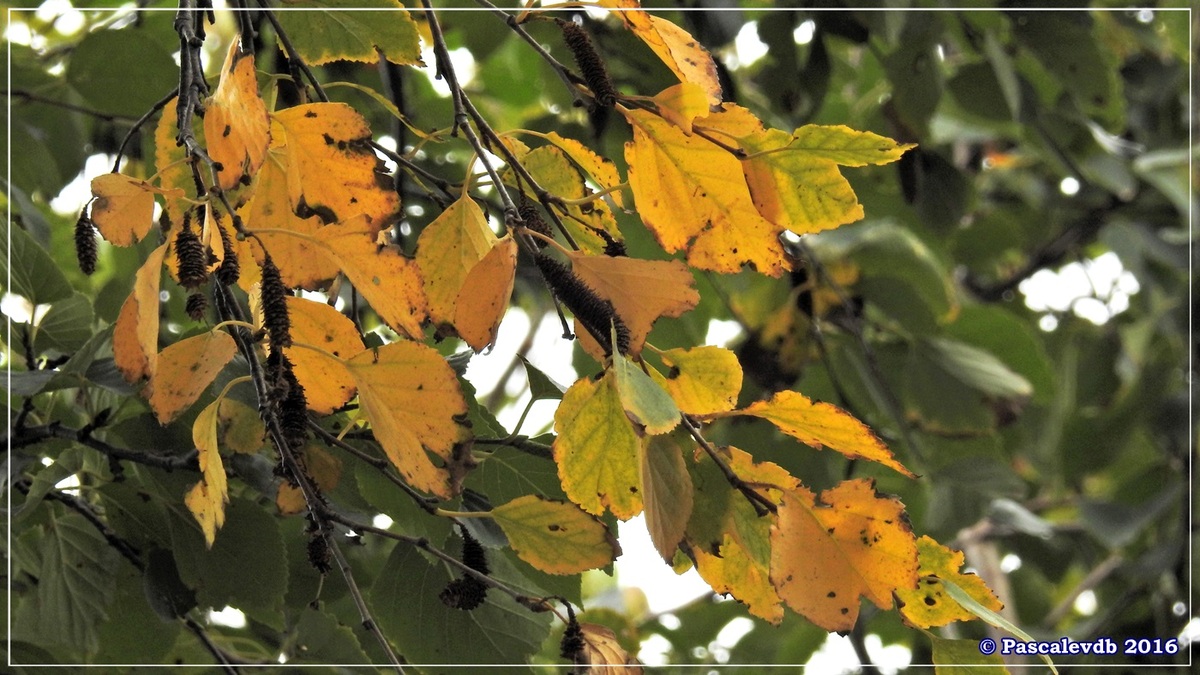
left=146, top=331, right=238, bottom=425
left=204, top=41, right=270, bottom=190
left=896, top=535, right=1004, bottom=629
left=185, top=399, right=229, bottom=547
left=491, top=495, right=618, bottom=575
left=648, top=345, right=742, bottom=415
left=283, top=296, right=363, bottom=415
left=112, top=244, right=168, bottom=383
left=603, top=0, right=721, bottom=105
left=89, top=174, right=180, bottom=247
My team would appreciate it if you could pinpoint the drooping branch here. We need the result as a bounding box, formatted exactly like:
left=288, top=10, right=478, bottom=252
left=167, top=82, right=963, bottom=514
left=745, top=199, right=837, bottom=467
left=5, top=89, right=141, bottom=123
left=112, top=87, right=180, bottom=173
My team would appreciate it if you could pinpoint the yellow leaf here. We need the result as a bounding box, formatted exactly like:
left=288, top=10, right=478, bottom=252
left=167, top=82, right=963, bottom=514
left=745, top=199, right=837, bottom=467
left=652, top=82, right=711, bottom=131
left=283, top=296, right=363, bottom=415
left=490, top=495, right=618, bottom=575
left=771, top=478, right=919, bottom=632
left=346, top=342, right=467, bottom=499
left=603, top=0, right=721, bottom=105
left=694, top=534, right=783, bottom=625
left=541, top=131, right=625, bottom=208
left=415, top=196, right=516, bottom=350
left=553, top=372, right=643, bottom=520
left=146, top=330, right=238, bottom=425
left=788, top=124, right=916, bottom=167
left=453, top=237, right=516, bottom=351
left=506, top=144, right=622, bottom=255
left=622, top=108, right=787, bottom=276
left=897, top=535, right=1004, bottom=629
left=238, top=149, right=338, bottom=289
left=640, top=434, right=693, bottom=562
left=185, top=399, right=229, bottom=547
left=272, top=102, right=399, bottom=229
left=204, top=41, right=270, bottom=190
left=154, top=97, right=196, bottom=225
left=315, top=215, right=427, bottom=339
left=612, top=349, right=680, bottom=435
left=216, top=398, right=265, bottom=454
left=721, top=390, right=916, bottom=478
left=113, top=244, right=168, bottom=383
left=89, top=174, right=180, bottom=247
left=568, top=250, right=699, bottom=358
left=648, top=346, right=742, bottom=415
left=276, top=444, right=343, bottom=516
left=576, top=623, right=644, bottom=673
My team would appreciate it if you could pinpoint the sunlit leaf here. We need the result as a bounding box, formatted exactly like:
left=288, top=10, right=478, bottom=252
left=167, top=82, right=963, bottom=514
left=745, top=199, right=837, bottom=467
left=612, top=348, right=680, bottom=435
left=454, top=238, right=517, bottom=351
left=787, top=125, right=916, bottom=167
left=541, top=131, right=625, bottom=207
left=694, top=534, right=782, bottom=625
left=640, top=434, right=693, bottom=563
left=346, top=342, right=467, bottom=499
left=505, top=144, right=621, bottom=255
left=715, top=390, right=915, bottom=478
left=145, top=330, right=238, bottom=424
left=283, top=296, right=363, bottom=415
left=603, top=0, right=721, bottom=105
left=771, top=479, right=918, bottom=631
left=648, top=346, right=742, bottom=415
left=275, top=0, right=422, bottom=67
left=184, top=399, right=229, bottom=547
left=89, top=174, right=181, bottom=247
left=204, top=41, right=270, bottom=190
left=553, top=371, right=643, bottom=520
left=652, top=82, right=711, bottom=131
left=490, top=495, right=618, bottom=575
left=154, top=97, right=195, bottom=225
left=112, top=244, right=168, bottom=383
left=897, top=535, right=1003, bottom=629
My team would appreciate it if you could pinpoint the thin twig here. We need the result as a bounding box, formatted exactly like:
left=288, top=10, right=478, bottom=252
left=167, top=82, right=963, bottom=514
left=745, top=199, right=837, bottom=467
left=255, top=0, right=329, bottom=103
left=5, top=88, right=141, bottom=122
left=182, top=616, right=242, bottom=674
left=8, top=423, right=199, bottom=473
left=307, top=420, right=441, bottom=516
left=111, top=87, right=180, bottom=173
left=471, top=0, right=585, bottom=108
left=681, top=416, right=776, bottom=516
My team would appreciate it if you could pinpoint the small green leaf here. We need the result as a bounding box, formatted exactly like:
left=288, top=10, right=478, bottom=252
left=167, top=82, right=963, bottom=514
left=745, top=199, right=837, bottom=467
left=943, top=579, right=1057, bottom=674
left=928, top=634, right=1009, bottom=674
left=520, top=356, right=566, bottom=401
left=612, top=343, right=680, bottom=435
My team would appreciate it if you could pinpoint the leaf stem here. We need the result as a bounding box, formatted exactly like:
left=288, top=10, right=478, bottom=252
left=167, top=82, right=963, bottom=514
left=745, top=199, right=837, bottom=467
left=433, top=508, right=493, bottom=519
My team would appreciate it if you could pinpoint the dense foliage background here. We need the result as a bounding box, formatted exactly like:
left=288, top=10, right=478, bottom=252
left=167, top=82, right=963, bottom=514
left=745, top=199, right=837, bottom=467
left=3, top=1, right=1194, bottom=671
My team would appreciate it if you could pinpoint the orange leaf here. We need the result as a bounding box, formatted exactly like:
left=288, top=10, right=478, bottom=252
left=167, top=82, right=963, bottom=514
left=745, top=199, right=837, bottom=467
left=603, top=0, right=721, bottom=105
left=897, top=535, right=1004, bottom=629
left=89, top=174, right=180, bottom=247
left=283, top=296, right=363, bottom=415
left=154, top=97, right=196, bottom=225
left=553, top=371, right=643, bottom=520
left=346, top=342, right=467, bottom=499
left=113, top=244, right=168, bottom=383
left=771, top=478, right=918, bottom=631
left=453, top=237, right=516, bottom=351
left=204, top=41, right=270, bottom=190
left=185, top=399, right=228, bottom=547
left=720, top=390, right=915, bottom=478
left=238, top=149, right=338, bottom=289
left=575, top=623, right=644, bottom=673
left=315, top=215, right=427, bottom=339
left=622, top=108, right=787, bottom=276
left=146, top=330, right=238, bottom=424
left=272, top=102, right=399, bottom=230
left=567, top=250, right=698, bottom=358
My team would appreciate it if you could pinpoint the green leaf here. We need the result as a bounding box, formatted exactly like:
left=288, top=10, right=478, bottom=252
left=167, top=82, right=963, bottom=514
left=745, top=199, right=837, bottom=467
left=66, top=29, right=176, bottom=117
left=491, top=495, right=618, bottom=575
left=612, top=347, right=680, bottom=435
left=290, top=609, right=370, bottom=664
left=928, top=635, right=1009, bottom=674
left=370, top=540, right=551, bottom=668
left=1, top=219, right=73, bottom=305
left=640, top=432, right=694, bottom=562
left=275, top=0, right=423, bottom=66
left=96, top=564, right=183, bottom=663
left=520, top=356, right=566, bottom=401
left=467, top=445, right=566, bottom=506
left=33, top=292, right=95, bottom=355
left=354, top=456, right=454, bottom=546
left=943, top=579, right=1057, bottom=674
left=13, top=511, right=120, bottom=653
left=942, top=305, right=1055, bottom=403
left=920, top=337, right=1033, bottom=399
left=1010, top=11, right=1123, bottom=125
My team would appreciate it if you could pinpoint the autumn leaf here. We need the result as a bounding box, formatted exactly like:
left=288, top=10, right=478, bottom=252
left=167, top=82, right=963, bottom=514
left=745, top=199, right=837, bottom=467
left=622, top=107, right=787, bottom=276
left=611, top=347, right=679, bottom=435
left=277, top=444, right=343, bottom=516
left=538, top=131, right=625, bottom=208
left=204, top=40, right=270, bottom=190
left=713, top=390, right=916, bottom=478
left=505, top=144, right=622, bottom=255
left=897, top=535, right=1003, bottom=629
left=490, top=495, right=618, bottom=575
left=271, top=102, right=399, bottom=229
left=640, top=434, right=693, bottom=562
left=315, top=215, right=427, bottom=339
left=771, top=478, right=919, bottom=632
left=145, top=330, right=238, bottom=425
left=154, top=97, right=196, bottom=225
left=274, top=0, right=422, bottom=67
left=216, top=398, right=265, bottom=454
left=568, top=250, right=698, bottom=358
left=575, top=623, right=644, bottom=673
left=553, top=371, right=643, bottom=520
left=694, top=535, right=782, bottom=624
left=603, top=0, right=721, bottom=105
left=648, top=345, right=742, bottom=415
left=416, top=195, right=517, bottom=351
left=346, top=342, right=467, bottom=499
left=185, top=399, right=229, bottom=547
left=283, top=296, right=363, bottom=415
left=89, top=174, right=181, bottom=247
left=652, top=82, right=711, bottom=131
left=113, top=244, right=168, bottom=382
left=788, top=125, right=916, bottom=166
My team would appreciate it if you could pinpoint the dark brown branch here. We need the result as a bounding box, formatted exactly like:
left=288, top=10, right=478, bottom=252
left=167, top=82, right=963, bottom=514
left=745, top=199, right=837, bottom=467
left=255, top=0, right=329, bottom=103
left=112, top=87, right=180, bottom=173
left=8, top=423, right=199, bottom=473
left=681, top=416, right=776, bottom=517
left=5, top=89, right=141, bottom=123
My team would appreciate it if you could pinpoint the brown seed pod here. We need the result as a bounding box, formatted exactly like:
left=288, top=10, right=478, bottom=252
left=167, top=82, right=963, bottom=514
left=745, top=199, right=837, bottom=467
left=185, top=292, right=208, bottom=321
left=213, top=220, right=240, bottom=285
left=259, top=253, right=292, bottom=350
left=306, top=531, right=332, bottom=575
left=559, top=607, right=584, bottom=661
left=518, top=198, right=553, bottom=249
left=558, top=19, right=618, bottom=109
left=439, top=527, right=490, bottom=611
left=535, top=253, right=630, bottom=356
left=175, top=210, right=208, bottom=289
left=265, top=350, right=308, bottom=450
left=74, top=211, right=97, bottom=275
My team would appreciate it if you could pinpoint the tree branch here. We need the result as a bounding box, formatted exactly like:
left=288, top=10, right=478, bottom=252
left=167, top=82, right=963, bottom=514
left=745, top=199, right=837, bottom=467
left=5, top=88, right=141, bottom=123
left=8, top=423, right=199, bottom=473
left=681, top=416, right=776, bottom=516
